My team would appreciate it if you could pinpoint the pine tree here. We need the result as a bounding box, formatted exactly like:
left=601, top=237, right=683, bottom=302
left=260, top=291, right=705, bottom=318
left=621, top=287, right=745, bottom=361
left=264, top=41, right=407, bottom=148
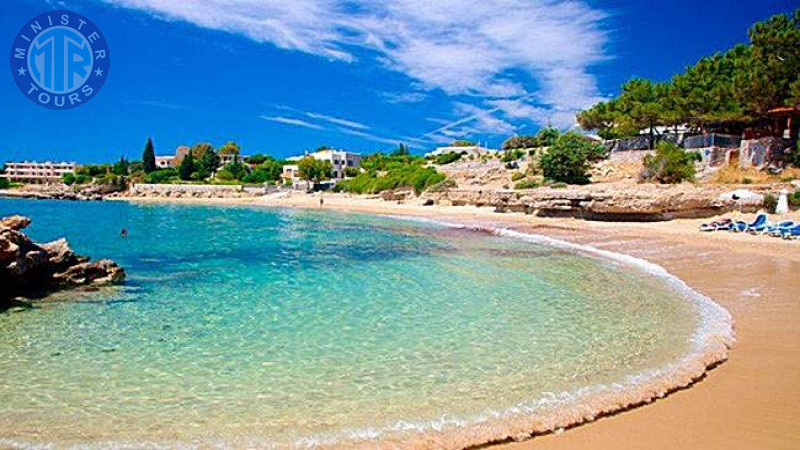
left=179, top=151, right=196, bottom=180
left=143, top=138, right=156, bottom=173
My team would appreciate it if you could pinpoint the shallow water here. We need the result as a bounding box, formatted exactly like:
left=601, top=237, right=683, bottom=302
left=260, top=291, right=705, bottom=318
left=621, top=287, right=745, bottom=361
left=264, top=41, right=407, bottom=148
left=0, top=199, right=699, bottom=447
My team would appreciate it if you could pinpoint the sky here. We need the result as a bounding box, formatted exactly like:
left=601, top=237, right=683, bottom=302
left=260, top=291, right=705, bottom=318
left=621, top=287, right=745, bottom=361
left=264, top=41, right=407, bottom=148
left=1, top=0, right=796, bottom=163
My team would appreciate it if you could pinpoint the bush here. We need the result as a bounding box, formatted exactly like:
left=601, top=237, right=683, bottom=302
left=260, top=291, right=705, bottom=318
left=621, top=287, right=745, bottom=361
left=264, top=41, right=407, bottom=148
left=242, top=169, right=273, bottom=184
left=641, top=141, right=696, bottom=184
left=74, top=174, right=92, bottom=184
left=335, top=165, right=445, bottom=195
left=62, top=173, right=76, bottom=185
left=501, top=149, right=525, bottom=163
left=540, top=132, right=606, bottom=184
left=426, top=178, right=457, bottom=193
left=0, top=178, right=9, bottom=189
left=790, top=190, right=800, bottom=208
left=435, top=152, right=462, bottom=165
left=145, top=168, right=177, bottom=184
left=763, top=193, right=778, bottom=212
left=344, top=167, right=360, bottom=178
left=514, top=179, right=540, bottom=190
left=511, top=171, right=525, bottom=182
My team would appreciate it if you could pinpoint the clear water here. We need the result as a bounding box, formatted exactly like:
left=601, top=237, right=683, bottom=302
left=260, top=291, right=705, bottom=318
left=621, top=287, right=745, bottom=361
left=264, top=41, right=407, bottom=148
left=0, top=199, right=698, bottom=447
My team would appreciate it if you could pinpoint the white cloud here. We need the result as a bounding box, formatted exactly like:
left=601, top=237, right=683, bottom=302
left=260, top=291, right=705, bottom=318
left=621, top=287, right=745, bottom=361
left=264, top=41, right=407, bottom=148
left=104, top=0, right=609, bottom=140
left=383, top=91, right=427, bottom=104
left=260, top=115, right=323, bottom=129
left=304, top=112, right=369, bottom=130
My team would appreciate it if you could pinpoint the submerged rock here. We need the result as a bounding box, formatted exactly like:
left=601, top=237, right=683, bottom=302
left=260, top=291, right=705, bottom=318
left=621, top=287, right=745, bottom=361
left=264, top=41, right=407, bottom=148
left=0, top=216, right=125, bottom=308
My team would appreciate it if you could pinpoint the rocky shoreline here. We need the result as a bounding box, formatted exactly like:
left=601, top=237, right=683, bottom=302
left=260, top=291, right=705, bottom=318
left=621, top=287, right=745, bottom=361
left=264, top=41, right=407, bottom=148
left=0, top=215, right=125, bottom=309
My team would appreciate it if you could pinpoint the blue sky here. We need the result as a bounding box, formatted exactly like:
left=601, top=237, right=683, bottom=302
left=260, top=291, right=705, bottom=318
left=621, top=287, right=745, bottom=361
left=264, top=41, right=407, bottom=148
left=1, top=0, right=796, bottom=163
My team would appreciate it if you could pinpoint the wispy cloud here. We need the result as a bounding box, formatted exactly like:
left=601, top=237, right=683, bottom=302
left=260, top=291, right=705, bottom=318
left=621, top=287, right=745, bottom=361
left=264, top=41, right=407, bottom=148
left=383, top=91, right=427, bottom=104
left=260, top=110, right=409, bottom=147
left=102, top=0, right=610, bottom=134
left=304, top=112, right=369, bottom=130
left=260, top=115, right=323, bottom=129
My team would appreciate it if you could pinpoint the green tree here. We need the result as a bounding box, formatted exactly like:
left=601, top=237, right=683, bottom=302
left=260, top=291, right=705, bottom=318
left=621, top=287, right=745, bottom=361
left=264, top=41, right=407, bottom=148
left=577, top=100, right=620, bottom=140
left=297, top=156, right=333, bottom=183
left=539, top=132, right=606, bottom=184
left=62, top=172, right=76, bottom=185
left=220, top=161, right=248, bottom=180
left=178, top=151, right=196, bottom=181
left=198, top=145, right=221, bottom=175
left=112, top=156, right=130, bottom=175
left=392, top=143, right=410, bottom=156
left=641, top=141, right=697, bottom=184
left=142, top=138, right=156, bottom=173
left=734, top=10, right=800, bottom=115
left=218, top=141, right=241, bottom=162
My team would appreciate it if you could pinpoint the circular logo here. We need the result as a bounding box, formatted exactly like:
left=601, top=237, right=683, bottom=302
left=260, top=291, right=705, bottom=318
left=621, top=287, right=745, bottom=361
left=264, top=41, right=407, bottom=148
left=9, top=10, right=110, bottom=110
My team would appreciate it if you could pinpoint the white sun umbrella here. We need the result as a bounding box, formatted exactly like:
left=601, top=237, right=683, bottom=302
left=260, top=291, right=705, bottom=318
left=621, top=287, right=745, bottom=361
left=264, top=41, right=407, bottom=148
left=775, top=189, right=789, bottom=215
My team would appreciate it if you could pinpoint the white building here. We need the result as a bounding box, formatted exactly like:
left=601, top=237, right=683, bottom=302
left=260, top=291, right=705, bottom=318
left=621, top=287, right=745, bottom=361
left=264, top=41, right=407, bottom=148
left=1, top=161, right=76, bottom=184
left=155, top=156, right=175, bottom=169
left=282, top=149, right=362, bottom=187
left=426, top=145, right=498, bottom=158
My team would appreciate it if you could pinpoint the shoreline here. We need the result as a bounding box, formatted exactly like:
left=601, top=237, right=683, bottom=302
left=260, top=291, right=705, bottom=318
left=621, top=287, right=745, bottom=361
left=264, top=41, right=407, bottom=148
left=3, top=193, right=799, bottom=448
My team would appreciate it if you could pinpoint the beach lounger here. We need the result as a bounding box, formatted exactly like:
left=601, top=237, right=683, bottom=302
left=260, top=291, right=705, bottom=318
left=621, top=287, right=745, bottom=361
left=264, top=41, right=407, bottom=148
left=751, top=221, right=794, bottom=235
left=699, top=218, right=733, bottom=232
left=777, top=225, right=800, bottom=240
left=730, top=213, right=768, bottom=233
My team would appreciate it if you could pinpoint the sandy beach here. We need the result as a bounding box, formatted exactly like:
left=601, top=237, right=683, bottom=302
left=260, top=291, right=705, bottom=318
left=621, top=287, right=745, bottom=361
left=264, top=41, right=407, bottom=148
left=114, top=192, right=800, bottom=449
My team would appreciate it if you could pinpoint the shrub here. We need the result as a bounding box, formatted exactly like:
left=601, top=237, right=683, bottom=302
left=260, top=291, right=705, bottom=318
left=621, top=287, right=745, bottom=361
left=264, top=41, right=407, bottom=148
left=540, top=132, right=606, bottom=184
left=641, top=141, right=696, bottom=184
left=344, top=167, right=359, bottom=178
left=435, top=152, right=462, bottom=165
left=0, top=178, right=9, bottom=189
left=74, top=174, right=92, bottom=184
left=243, top=169, right=273, bottom=184
left=514, top=179, right=540, bottom=190
left=790, top=190, right=800, bottom=208
left=426, top=178, right=457, bottom=193
left=501, top=149, right=525, bottom=163
left=335, top=165, right=445, bottom=195
left=742, top=177, right=753, bottom=185
left=145, top=168, right=177, bottom=184
left=763, top=193, right=778, bottom=213
left=511, top=171, right=525, bottom=182
left=62, top=173, right=76, bottom=185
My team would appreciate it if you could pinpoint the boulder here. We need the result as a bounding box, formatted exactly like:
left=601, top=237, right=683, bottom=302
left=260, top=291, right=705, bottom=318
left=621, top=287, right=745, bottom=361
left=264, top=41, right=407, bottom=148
left=1, top=216, right=125, bottom=307
left=0, top=215, right=31, bottom=231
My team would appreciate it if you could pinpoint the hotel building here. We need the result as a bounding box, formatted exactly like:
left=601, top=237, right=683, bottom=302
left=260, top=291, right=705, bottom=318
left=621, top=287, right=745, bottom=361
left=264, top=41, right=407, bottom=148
left=1, top=161, right=77, bottom=184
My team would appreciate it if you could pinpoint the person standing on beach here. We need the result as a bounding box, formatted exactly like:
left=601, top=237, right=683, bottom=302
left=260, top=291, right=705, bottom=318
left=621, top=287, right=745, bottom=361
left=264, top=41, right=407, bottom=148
left=319, top=197, right=324, bottom=207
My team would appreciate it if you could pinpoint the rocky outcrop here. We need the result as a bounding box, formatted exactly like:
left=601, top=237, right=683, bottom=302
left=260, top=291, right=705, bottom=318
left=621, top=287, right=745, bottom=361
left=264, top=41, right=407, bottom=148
left=1, top=216, right=125, bottom=308
left=423, top=184, right=773, bottom=221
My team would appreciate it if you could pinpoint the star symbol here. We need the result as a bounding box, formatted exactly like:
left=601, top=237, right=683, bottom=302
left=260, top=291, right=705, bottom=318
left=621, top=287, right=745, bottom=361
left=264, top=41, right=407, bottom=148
left=94, top=68, right=104, bottom=77
left=17, top=67, right=26, bottom=76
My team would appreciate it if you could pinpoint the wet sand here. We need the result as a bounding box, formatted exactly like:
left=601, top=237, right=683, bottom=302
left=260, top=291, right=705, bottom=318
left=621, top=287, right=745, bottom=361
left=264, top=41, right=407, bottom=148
left=118, top=193, right=800, bottom=449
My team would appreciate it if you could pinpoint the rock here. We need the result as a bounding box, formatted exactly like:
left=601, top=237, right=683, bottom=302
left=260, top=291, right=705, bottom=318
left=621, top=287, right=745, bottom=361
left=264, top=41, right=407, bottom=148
left=52, top=259, right=126, bottom=288
left=1, top=216, right=125, bottom=308
left=0, top=215, right=31, bottom=231
left=718, top=189, right=764, bottom=205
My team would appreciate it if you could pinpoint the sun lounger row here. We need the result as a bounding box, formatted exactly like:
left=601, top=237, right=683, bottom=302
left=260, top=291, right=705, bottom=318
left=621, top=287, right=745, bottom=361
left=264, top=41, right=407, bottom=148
left=700, top=213, right=799, bottom=239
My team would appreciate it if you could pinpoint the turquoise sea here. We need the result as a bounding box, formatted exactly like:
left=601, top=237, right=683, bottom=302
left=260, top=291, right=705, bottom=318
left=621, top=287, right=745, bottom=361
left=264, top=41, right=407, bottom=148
left=0, top=198, right=703, bottom=447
